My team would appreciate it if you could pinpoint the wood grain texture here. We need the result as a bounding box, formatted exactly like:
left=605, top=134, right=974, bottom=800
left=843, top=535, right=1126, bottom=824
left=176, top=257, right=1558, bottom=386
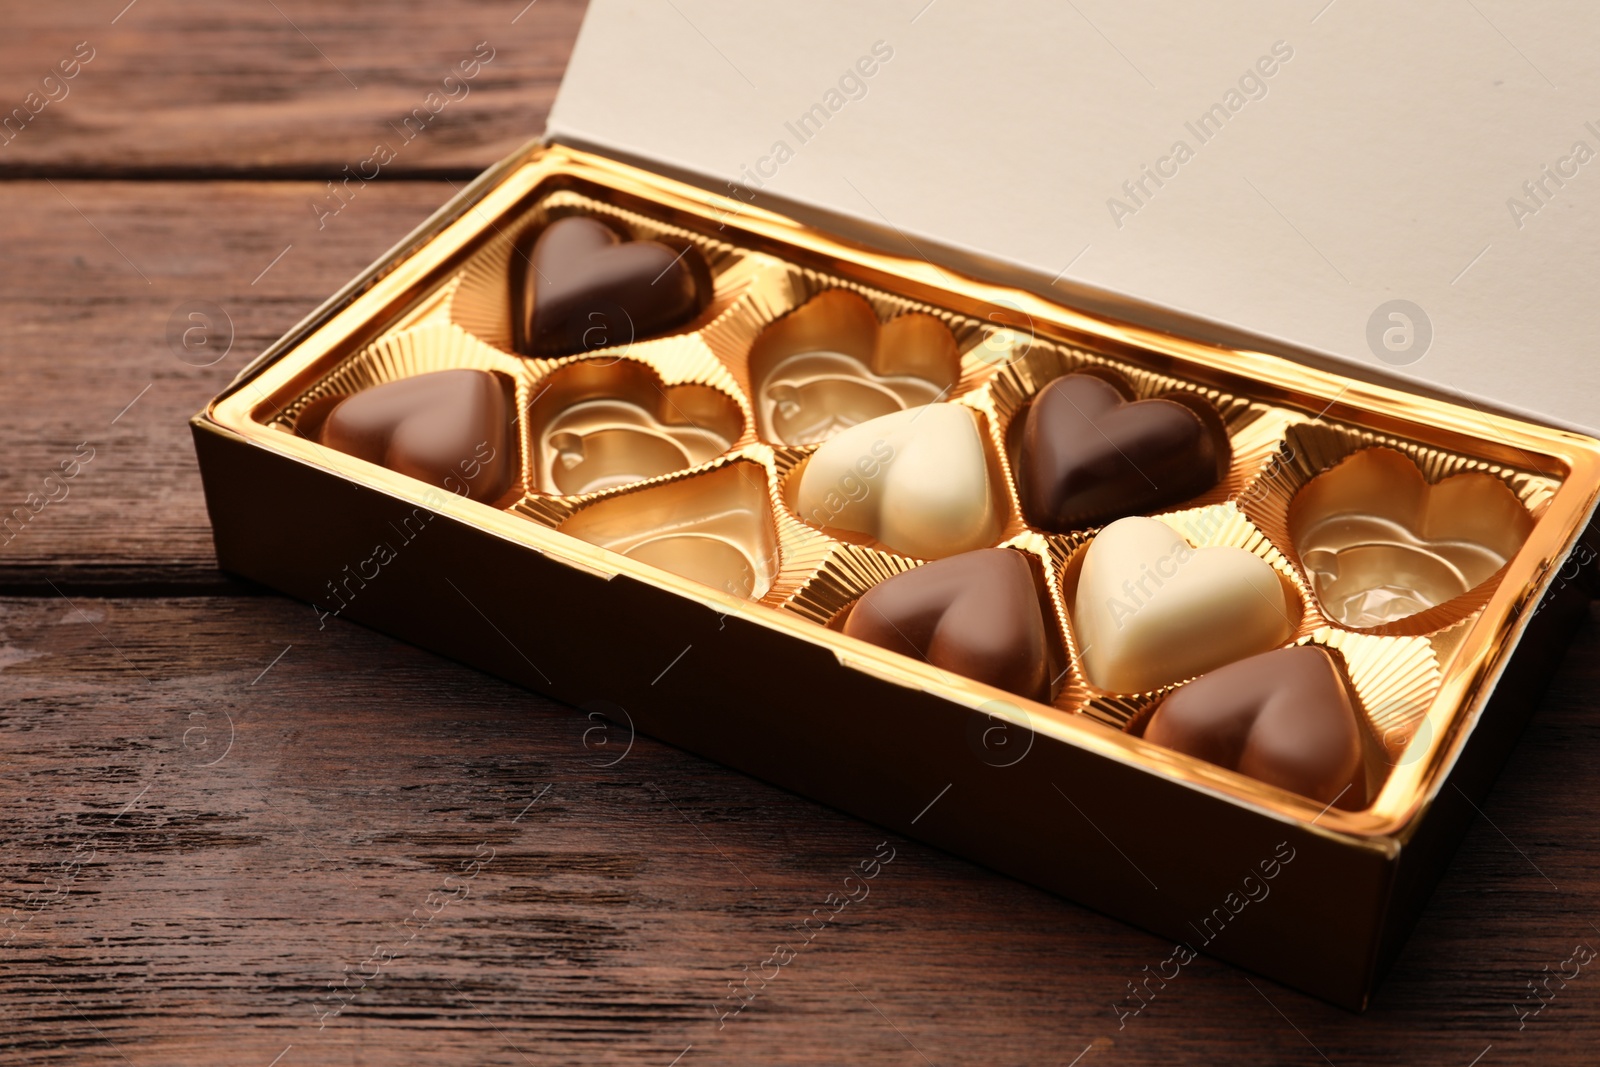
left=0, top=181, right=465, bottom=590
left=0, top=0, right=585, bottom=176
left=3, top=3, right=1599, bottom=1064
left=1, top=596, right=1598, bottom=1065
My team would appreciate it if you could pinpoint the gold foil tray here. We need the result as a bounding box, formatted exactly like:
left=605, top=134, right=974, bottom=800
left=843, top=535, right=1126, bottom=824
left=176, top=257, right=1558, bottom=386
left=213, top=145, right=1599, bottom=841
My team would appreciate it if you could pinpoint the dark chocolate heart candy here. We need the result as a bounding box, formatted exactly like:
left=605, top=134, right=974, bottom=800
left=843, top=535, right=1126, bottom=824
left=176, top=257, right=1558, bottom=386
left=1142, top=645, right=1363, bottom=806
left=515, top=215, right=708, bottom=356
left=1018, top=371, right=1229, bottom=531
left=315, top=369, right=515, bottom=504
left=843, top=548, right=1051, bottom=702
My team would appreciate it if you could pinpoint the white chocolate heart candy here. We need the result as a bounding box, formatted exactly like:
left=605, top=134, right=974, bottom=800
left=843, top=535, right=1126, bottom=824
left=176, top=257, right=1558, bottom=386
left=1074, top=516, right=1295, bottom=693
left=794, top=404, right=1003, bottom=559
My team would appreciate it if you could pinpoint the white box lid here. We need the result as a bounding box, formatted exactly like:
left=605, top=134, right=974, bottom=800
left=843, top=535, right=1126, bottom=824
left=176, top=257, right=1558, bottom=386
left=548, top=0, right=1600, bottom=435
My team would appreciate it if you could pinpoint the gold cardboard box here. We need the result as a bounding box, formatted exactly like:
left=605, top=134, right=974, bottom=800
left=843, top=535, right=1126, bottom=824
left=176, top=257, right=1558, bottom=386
left=193, top=143, right=1600, bottom=1008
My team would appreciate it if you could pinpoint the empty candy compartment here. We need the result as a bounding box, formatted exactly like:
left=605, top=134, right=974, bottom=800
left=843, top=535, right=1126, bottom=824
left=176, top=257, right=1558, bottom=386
left=1240, top=422, right=1553, bottom=637
left=743, top=289, right=961, bottom=446
left=557, top=461, right=782, bottom=600
left=1293, top=450, right=1532, bottom=630
left=700, top=261, right=1026, bottom=448
left=526, top=357, right=745, bottom=496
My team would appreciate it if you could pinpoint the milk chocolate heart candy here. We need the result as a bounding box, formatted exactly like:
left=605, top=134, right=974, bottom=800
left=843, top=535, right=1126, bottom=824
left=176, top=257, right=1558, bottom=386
left=1073, top=516, right=1294, bottom=692
left=795, top=404, right=1003, bottom=559
left=314, top=369, right=514, bottom=504
left=514, top=216, right=709, bottom=356
left=1019, top=371, right=1229, bottom=531
left=843, top=549, right=1051, bottom=701
left=1143, top=646, right=1363, bottom=806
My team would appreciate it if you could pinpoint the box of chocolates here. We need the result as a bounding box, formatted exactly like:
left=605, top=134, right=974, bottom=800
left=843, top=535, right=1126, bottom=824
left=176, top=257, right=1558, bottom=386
left=193, top=142, right=1600, bottom=1009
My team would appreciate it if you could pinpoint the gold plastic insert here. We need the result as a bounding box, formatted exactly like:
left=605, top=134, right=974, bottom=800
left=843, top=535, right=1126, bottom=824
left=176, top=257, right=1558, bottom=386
left=528, top=358, right=743, bottom=495
left=1290, top=448, right=1535, bottom=631
left=558, top=461, right=779, bottom=600
left=747, top=289, right=961, bottom=446
left=205, top=144, right=1600, bottom=840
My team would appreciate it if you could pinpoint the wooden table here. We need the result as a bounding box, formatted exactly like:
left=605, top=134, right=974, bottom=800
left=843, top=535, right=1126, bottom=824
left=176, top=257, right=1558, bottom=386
left=2, top=4, right=1597, bottom=1064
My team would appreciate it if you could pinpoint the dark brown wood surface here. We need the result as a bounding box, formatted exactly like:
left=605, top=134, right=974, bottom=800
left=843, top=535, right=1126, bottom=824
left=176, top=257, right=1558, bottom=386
left=0, top=180, right=465, bottom=590
left=0, top=0, right=584, bottom=177
left=3, top=3, right=1599, bottom=1065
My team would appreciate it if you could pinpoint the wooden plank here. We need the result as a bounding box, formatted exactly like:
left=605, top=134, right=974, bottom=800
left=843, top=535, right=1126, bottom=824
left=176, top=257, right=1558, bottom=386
left=0, top=0, right=586, bottom=176
left=1, top=595, right=1598, bottom=1064
left=9, top=3, right=1596, bottom=1065
left=0, top=180, right=466, bottom=590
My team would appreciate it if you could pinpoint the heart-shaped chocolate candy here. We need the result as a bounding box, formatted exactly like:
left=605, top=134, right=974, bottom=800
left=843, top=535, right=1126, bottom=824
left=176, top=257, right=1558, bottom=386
left=1019, top=371, right=1229, bottom=531
left=794, top=403, right=1003, bottom=559
left=1143, top=645, right=1363, bottom=806
left=1073, top=516, right=1295, bottom=692
left=843, top=548, right=1051, bottom=702
left=312, top=369, right=514, bottom=504
left=514, top=216, right=708, bottom=357
left=748, top=289, right=960, bottom=446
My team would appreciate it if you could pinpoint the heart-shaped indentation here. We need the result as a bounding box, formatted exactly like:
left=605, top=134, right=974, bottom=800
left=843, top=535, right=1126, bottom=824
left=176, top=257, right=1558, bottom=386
left=1142, top=645, right=1363, bottom=806
left=842, top=548, right=1052, bottom=701
left=1018, top=370, right=1230, bottom=531
left=749, top=290, right=960, bottom=446
left=305, top=369, right=515, bottom=504
left=1289, top=448, right=1534, bottom=630
left=558, top=462, right=779, bottom=599
left=514, top=216, right=709, bottom=357
left=528, top=360, right=743, bottom=496
left=793, top=404, right=1004, bottom=560
left=1072, top=516, right=1296, bottom=693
